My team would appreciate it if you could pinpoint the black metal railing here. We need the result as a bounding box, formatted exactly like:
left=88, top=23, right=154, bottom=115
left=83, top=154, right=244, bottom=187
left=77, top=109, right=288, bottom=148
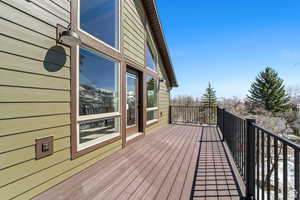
left=217, top=108, right=248, bottom=181
left=170, top=105, right=217, bottom=125
left=217, top=107, right=300, bottom=200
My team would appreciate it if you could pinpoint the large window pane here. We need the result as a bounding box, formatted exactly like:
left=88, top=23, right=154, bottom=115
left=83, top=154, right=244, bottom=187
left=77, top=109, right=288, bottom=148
left=127, top=74, right=137, bottom=127
left=146, top=41, right=157, bottom=71
left=147, top=110, right=158, bottom=122
left=79, top=47, right=119, bottom=116
left=146, top=44, right=156, bottom=71
left=80, top=0, right=119, bottom=49
left=146, top=75, right=158, bottom=108
left=79, top=117, right=120, bottom=146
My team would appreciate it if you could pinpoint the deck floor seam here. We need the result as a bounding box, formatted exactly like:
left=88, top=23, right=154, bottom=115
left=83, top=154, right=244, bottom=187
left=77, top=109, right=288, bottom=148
left=166, top=126, right=200, bottom=200
left=126, top=126, right=195, bottom=200
left=153, top=126, right=198, bottom=200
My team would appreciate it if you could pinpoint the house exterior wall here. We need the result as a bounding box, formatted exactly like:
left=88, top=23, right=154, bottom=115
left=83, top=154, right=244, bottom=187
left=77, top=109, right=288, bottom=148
left=123, top=0, right=170, bottom=134
left=0, top=0, right=171, bottom=199
left=123, top=0, right=146, bottom=65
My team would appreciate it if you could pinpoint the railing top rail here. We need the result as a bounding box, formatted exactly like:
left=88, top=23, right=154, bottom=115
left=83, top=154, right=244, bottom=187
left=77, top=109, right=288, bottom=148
left=220, top=107, right=300, bottom=150
left=253, top=123, right=300, bottom=150
left=220, top=107, right=246, bottom=121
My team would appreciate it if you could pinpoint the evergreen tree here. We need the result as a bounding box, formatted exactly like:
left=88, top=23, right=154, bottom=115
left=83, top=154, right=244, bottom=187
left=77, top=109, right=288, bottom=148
left=247, top=67, right=291, bottom=113
left=201, top=83, right=217, bottom=107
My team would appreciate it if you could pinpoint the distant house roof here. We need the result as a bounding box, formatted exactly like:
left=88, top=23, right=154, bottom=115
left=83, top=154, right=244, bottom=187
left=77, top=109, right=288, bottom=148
left=143, top=0, right=178, bottom=87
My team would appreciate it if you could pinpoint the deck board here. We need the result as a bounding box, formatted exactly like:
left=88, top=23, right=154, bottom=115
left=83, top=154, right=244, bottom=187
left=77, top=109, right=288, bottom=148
left=34, top=125, right=244, bottom=200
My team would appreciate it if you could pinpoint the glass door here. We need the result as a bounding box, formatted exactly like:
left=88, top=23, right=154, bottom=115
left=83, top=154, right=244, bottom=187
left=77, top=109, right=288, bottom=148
left=126, top=72, right=139, bottom=135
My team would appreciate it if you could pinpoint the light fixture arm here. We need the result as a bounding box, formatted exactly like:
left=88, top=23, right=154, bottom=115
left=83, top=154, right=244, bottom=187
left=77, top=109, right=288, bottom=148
left=58, top=24, right=81, bottom=47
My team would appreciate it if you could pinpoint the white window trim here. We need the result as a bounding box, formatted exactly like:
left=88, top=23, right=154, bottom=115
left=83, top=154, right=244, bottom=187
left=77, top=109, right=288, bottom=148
left=76, top=46, right=121, bottom=151
left=77, top=0, right=121, bottom=52
left=77, top=123, right=120, bottom=151
left=78, top=112, right=121, bottom=122
left=146, top=107, right=158, bottom=112
left=146, top=119, right=158, bottom=125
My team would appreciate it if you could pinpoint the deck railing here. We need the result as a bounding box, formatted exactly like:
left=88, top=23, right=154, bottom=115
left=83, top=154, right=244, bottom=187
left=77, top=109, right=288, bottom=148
left=217, top=107, right=300, bottom=200
left=169, top=105, right=217, bottom=125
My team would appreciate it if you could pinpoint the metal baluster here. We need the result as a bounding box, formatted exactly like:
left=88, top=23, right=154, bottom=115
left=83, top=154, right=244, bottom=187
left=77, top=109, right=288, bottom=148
left=295, top=149, right=300, bottom=200
left=283, top=143, right=288, bottom=200
left=267, top=135, right=271, bottom=200
left=188, top=106, right=190, bottom=123
left=261, top=132, right=265, bottom=200
left=256, top=128, right=260, bottom=200
left=244, top=120, right=247, bottom=180
left=185, top=106, right=186, bottom=123
left=246, top=119, right=256, bottom=199
left=274, top=138, right=279, bottom=200
left=240, top=118, right=242, bottom=169
left=233, top=117, right=236, bottom=161
left=199, top=106, right=201, bottom=124
left=243, top=120, right=245, bottom=179
left=238, top=119, right=240, bottom=170
left=193, top=107, right=195, bottom=124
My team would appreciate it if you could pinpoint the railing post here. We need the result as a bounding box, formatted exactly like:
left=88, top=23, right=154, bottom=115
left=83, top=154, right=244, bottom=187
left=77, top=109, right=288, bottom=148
left=217, top=107, right=220, bottom=126
left=221, top=108, right=225, bottom=142
left=246, top=118, right=256, bottom=200
left=169, top=106, right=172, bottom=124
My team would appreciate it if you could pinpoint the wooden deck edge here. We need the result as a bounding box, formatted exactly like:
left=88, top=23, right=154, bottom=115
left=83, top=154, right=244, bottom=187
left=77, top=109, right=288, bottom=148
left=218, top=127, right=246, bottom=197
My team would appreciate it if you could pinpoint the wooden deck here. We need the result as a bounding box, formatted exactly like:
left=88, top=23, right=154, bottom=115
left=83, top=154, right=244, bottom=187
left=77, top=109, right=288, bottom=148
left=34, top=125, right=244, bottom=200
left=192, top=126, right=243, bottom=200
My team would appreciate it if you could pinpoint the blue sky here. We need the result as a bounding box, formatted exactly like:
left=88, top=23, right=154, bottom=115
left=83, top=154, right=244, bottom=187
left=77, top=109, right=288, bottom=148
left=156, top=0, right=300, bottom=98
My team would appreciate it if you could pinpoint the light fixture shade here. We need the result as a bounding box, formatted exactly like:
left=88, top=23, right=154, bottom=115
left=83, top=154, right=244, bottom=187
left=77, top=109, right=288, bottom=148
left=59, top=30, right=81, bottom=46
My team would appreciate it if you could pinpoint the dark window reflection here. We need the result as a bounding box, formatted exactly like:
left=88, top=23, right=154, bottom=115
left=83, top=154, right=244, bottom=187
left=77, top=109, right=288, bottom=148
left=146, top=75, right=158, bottom=108
left=79, top=117, right=119, bottom=144
left=127, top=74, right=137, bottom=127
left=146, top=41, right=157, bottom=71
left=147, top=110, right=158, bottom=121
left=79, top=47, right=118, bottom=116
left=80, top=0, right=119, bottom=48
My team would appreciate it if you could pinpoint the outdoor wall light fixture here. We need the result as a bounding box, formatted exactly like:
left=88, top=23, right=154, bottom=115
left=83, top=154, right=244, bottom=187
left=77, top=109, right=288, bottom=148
left=158, top=79, right=166, bottom=91
left=58, top=25, right=81, bottom=46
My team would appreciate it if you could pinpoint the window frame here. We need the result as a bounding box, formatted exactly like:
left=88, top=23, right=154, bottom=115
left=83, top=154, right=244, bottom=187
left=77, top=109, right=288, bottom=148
left=70, top=0, right=125, bottom=159
left=77, top=0, right=121, bottom=51
left=73, top=45, right=122, bottom=155
left=125, top=72, right=138, bottom=129
left=146, top=75, right=159, bottom=125
left=77, top=117, right=121, bottom=151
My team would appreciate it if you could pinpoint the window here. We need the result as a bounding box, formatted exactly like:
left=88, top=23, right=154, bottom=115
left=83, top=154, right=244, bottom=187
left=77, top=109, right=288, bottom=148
left=146, top=75, right=158, bottom=124
left=126, top=73, right=137, bottom=127
left=80, top=0, right=119, bottom=49
left=77, top=47, right=120, bottom=150
left=146, top=38, right=158, bottom=72
left=78, top=117, right=120, bottom=150
left=147, top=109, right=158, bottom=122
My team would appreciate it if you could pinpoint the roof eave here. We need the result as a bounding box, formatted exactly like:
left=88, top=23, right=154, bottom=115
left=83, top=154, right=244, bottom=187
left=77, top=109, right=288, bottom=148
left=142, top=0, right=178, bottom=88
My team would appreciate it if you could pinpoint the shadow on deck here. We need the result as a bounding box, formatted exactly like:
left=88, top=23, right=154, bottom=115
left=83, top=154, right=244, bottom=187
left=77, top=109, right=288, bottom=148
left=34, top=125, right=245, bottom=200
left=192, top=126, right=245, bottom=200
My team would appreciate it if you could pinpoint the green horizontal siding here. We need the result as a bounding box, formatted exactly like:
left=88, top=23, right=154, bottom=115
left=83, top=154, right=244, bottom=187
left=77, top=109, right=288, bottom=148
left=0, top=1, right=123, bottom=199
left=0, top=0, right=172, bottom=199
